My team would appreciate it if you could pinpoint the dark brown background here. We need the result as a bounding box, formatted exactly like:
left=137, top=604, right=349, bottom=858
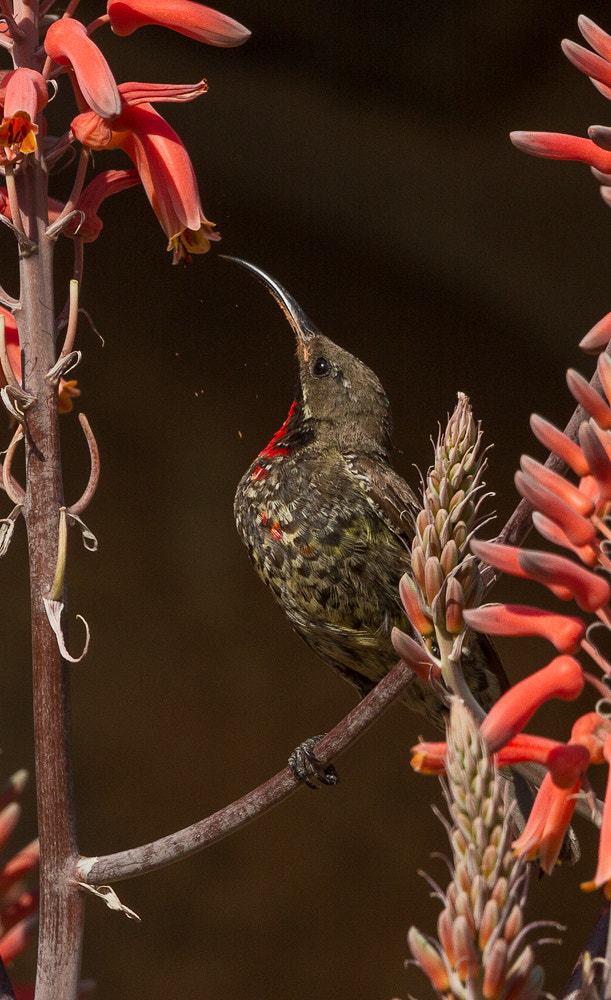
left=3, top=1, right=611, bottom=996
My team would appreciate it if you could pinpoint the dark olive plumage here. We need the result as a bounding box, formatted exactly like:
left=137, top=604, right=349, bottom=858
left=232, top=260, right=506, bottom=729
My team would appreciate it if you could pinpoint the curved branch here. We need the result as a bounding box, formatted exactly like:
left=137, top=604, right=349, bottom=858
left=76, top=659, right=416, bottom=885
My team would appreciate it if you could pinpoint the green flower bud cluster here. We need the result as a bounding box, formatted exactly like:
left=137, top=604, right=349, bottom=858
left=407, top=701, right=547, bottom=1000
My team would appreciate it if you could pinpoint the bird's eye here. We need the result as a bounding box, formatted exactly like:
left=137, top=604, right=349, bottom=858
left=427, top=636, right=440, bottom=659
left=312, top=356, right=332, bottom=378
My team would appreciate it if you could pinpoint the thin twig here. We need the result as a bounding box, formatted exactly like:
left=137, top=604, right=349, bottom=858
left=77, top=660, right=416, bottom=885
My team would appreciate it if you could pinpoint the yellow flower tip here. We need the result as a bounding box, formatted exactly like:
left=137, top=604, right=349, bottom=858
left=58, top=380, right=80, bottom=414
left=580, top=879, right=598, bottom=894
left=580, top=878, right=611, bottom=899
left=410, top=740, right=447, bottom=775
left=170, top=222, right=220, bottom=264
left=512, top=843, right=539, bottom=865
left=0, top=112, right=38, bottom=158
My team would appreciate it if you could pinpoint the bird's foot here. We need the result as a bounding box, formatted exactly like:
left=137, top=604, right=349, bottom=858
left=288, top=734, right=339, bottom=788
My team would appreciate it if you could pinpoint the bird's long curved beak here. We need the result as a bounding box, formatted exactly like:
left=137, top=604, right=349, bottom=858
left=222, top=256, right=319, bottom=355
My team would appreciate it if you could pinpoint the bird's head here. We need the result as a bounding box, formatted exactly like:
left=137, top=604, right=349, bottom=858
left=225, top=257, right=393, bottom=458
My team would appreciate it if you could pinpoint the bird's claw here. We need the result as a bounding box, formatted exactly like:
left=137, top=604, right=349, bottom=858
left=288, top=734, right=339, bottom=788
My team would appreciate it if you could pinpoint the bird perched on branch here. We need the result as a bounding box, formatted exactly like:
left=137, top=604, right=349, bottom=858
left=231, top=258, right=508, bottom=737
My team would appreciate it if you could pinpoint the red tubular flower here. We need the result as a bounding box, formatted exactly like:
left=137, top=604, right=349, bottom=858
left=571, top=712, right=611, bottom=762
left=0, top=69, right=49, bottom=161
left=0, top=307, right=21, bottom=386
left=514, top=470, right=597, bottom=548
left=496, top=732, right=569, bottom=769
left=1, top=68, right=48, bottom=120
left=582, top=733, right=611, bottom=895
left=580, top=309, right=611, bottom=353
left=546, top=742, right=591, bottom=788
left=0, top=841, right=39, bottom=891
left=0, top=772, right=39, bottom=987
left=1, top=889, right=38, bottom=935
left=513, top=772, right=580, bottom=874
left=579, top=422, right=611, bottom=502
left=471, top=538, right=579, bottom=599
left=470, top=538, right=531, bottom=579
left=44, top=18, right=121, bottom=119
left=520, top=454, right=595, bottom=516
left=63, top=168, right=140, bottom=242
left=567, top=368, right=611, bottom=429
left=72, top=101, right=219, bottom=261
left=117, top=79, right=208, bottom=106
left=510, top=131, right=611, bottom=172
left=561, top=37, right=611, bottom=90
left=0, top=912, right=38, bottom=963
left=413, top=727, right=591, bottom=785
left=410, top=739, right=447, bottom=775
left=480, top=656, right=584, bottom=754
left=529, top=413, right=590, bottom=477
left=532, top=511, right=599, bottom=567
left=107, top=0, right=251, bottom=46
left=578, top=14, right=611, bottom=60
left=463, top=604, right=586, bottom=653
left=517, top=550, right=611, bottom=611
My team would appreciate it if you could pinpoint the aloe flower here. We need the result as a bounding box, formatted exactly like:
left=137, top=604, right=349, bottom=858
left=408, top=701, right=547, bottom=1000
left=512, top=716, right=608, bottom=874
left=463, top=605, right=586, bottom=654
left=71, top=91, right=219, bottom=261
left=392, top=394, right=496, bottom=717
left=44, top=19, right=121, bottom=120
left=582, top=734, right=611, bottom=896
left=107, top=0, right=251, bottom=46
left=32, top=2, right=249, bottom=264
left=63, top=169, right=140, bottom=242
left=0, top=68, right=48, bottom=162
left=512, top=773, right=581, bottom=875
left=411, top=659, right=585, bottom=778
left=0, top=771, right=39, bottom=997
left=510, top=15, right=611, bottom=354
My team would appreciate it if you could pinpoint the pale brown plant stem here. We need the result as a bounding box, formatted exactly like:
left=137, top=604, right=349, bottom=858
left=10, top=4, right=85, bottom=997
left=18, top=178, right=84, bottom=1000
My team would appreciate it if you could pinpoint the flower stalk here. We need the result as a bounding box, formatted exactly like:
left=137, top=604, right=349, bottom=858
left=0, top=0, right=250, bottom=993
left=408, top=701, right=548, bottom=1000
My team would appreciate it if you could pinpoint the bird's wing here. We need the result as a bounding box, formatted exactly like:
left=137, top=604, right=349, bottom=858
left=344, top=454, right=419, bottom=546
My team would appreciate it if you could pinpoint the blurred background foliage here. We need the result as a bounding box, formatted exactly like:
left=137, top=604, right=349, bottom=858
left=3, top=1, right=611, bottom=996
